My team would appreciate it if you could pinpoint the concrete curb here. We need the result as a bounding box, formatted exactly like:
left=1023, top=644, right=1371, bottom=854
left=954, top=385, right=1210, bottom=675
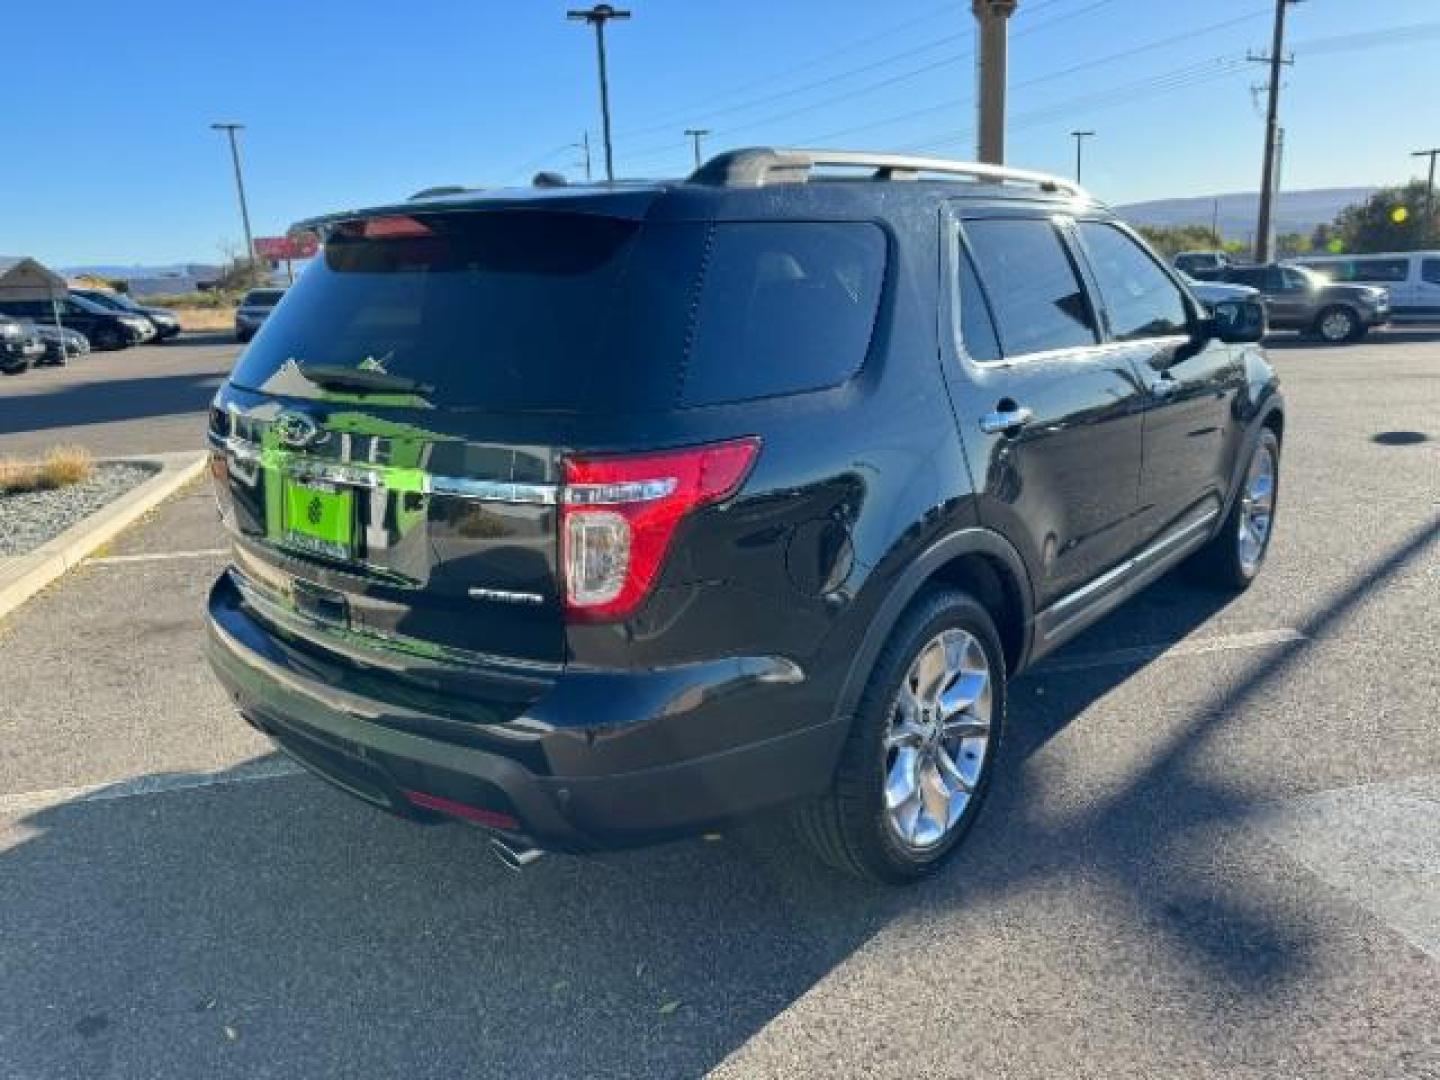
left=0, top=452, right=207, bottom=621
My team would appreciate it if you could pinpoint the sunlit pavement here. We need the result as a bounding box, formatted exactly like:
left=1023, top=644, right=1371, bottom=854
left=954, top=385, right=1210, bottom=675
left=0, top=333, right=1436, bottom=1079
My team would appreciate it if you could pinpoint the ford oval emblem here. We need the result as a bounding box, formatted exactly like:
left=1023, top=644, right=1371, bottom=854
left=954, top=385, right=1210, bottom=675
left=274, top=411, right=323, bottom=450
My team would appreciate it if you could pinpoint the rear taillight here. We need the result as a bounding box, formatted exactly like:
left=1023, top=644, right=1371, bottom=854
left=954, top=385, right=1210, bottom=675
left=561, top=438, right=760, bottom=622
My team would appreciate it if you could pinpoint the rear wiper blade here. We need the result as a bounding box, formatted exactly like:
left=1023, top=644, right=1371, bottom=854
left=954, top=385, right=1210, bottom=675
left=297, top=364, right=434, bottom=397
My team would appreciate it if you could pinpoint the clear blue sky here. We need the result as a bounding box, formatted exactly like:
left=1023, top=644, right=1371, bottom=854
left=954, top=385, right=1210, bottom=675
left=3, top=0, right=1436, bottom=266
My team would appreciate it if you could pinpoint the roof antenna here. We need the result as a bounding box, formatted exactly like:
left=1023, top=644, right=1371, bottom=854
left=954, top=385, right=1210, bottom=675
left=532, top=171, right=568, bottom=188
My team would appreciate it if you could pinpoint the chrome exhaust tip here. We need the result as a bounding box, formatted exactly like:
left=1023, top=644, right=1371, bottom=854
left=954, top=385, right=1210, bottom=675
left=489, top=837, right=544, bottom=873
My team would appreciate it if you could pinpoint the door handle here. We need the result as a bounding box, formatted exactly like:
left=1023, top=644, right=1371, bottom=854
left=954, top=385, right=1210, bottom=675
left=979, top=406, right=1034, bottom=435
left=1149, top=376, right=1178, bottom=398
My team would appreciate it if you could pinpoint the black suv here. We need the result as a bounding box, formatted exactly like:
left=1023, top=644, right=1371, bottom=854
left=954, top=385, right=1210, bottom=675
left=205, top=149, right=1281, bottom=883
left=1217, top=262, right=1389, bottom=343
left=0, top=294, right=149, bottom=350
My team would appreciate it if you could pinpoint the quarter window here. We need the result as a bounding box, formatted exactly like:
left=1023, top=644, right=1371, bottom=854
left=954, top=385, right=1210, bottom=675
left=1076, top=222, right=1189, bottom=340
left=1422, top=259, right=1440, bottom=286
left=962, top=218, right=1097, bottom=356
left=955, top=241, right=1001, bottom=362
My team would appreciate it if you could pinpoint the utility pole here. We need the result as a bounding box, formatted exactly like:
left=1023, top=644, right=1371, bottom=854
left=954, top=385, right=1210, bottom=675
left=1070, top=130, right=1094, bottom=184
left=685, top=128, right=711, bottom=170
left=972, top=0, right=1018, bottom=164
left=210, top=122, right=254, bottom=263
left=567, top=5, right=630, bottom=183
left=1211, top=198, right=1221, bottom=246
left=1251, top=0, right=1299, bottom=264
left=1413, top=147, right=1440, bottom=232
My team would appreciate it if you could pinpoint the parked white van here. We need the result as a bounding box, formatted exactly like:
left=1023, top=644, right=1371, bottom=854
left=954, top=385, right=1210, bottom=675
left=1292, top=251, right=1440, bottom=323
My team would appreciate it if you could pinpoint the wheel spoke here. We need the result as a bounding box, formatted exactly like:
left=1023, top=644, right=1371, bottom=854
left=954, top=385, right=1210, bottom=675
left=941, top=713, right=990, bottom=740
left=885, top=747, right=921, bottom=811
left=934, top=746, right=975, bottom=794
left=885, top=719, right=928, bottom=750
left=912, top=638, right=948, bottom=703
left=939, top=670, right=989, bottom=718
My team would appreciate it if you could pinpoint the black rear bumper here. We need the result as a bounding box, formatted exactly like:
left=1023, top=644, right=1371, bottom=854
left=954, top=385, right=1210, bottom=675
left=206, top=573, right=838, bottom=850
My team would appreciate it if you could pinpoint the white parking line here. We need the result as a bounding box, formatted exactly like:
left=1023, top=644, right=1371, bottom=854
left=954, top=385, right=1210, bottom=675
left=1033, top=627, right=1307, bottom=674
left=88, top=548, right=229, bottom=565
left=0, top=758, right=305, bottom=818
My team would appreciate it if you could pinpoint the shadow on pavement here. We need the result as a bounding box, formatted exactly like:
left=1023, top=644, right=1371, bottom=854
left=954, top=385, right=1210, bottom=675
left=2, top=515, right=1436, bottom=1077
left=0, top=371, right=225, bottom=439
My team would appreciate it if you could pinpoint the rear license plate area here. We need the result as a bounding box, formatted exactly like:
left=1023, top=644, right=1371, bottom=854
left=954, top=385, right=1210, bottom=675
left=282, top=478, right=356, bottom=561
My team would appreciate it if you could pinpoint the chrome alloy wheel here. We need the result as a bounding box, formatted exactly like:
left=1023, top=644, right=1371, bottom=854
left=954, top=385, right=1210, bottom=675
left=1319, top=308, right=1354, bottom=342
left=883, top=628, right=993, bottom=851
left=1238, top=441, right=1277, bottom=573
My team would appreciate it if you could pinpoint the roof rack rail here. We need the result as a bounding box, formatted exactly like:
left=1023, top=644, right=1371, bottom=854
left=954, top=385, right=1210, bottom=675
left=687, top=147, right=1088, bottom=198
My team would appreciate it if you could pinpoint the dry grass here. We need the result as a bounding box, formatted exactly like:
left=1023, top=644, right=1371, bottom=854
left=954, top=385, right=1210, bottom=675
left=0, top=446, right=95, bottom=495
left=172, top=306, right=236, bottom=332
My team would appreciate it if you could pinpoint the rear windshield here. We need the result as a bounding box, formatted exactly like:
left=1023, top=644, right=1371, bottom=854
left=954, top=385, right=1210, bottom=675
left=228, top=211, right=886, bottom=412
left=244, top=289, right=286, bottom=305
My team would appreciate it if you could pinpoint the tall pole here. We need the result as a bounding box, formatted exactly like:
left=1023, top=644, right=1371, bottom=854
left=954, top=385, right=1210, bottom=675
left=972, top=0, right=1018, bottom=164
left=685, top=128, right=711, bottom=169
left=1253, top=0, right=1297, bottom=265
left=573, top=131, right=593, bottom=181
left=1211, top=198, right=1221, bottom=246
left=1413, top=148, right=1440, bottom=233
left=568, top=5, right=631, bottom=183
left=210, top=122, right=254, bottom=262
left=1070, top=130, right=1094, bottom=184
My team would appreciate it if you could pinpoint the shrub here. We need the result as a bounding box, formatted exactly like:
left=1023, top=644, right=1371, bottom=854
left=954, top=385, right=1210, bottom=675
left=0, top=446, right=95, bottom=495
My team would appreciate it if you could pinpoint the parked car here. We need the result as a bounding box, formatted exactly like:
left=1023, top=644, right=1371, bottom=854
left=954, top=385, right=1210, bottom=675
left=235, top=288, right=285, bottom=342
left=70, top=288, right=182, bottom=340
left=1173, top=250, right=1233, bottom=279
left=1179, top=271, right=1263, bottom=315
left=1290, top=250, right=1440, bottom=324
left=0, top=314, right=45, bottom=373
left=1215, top=262, right=1388, bottom=343
left=23, top=320, right=89, bottom=365
left=205, top=148, right=1280, bottom=883
left=0, top=295, right=150, bottom=350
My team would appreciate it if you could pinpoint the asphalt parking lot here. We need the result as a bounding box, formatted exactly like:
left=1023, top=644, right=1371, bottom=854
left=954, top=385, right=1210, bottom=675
left=1, top=333, right=1437, bottom=1079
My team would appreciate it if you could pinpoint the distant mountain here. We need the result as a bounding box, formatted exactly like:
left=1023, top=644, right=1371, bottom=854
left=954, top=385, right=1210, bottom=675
left=1115, top=187, right=1376, bottom=241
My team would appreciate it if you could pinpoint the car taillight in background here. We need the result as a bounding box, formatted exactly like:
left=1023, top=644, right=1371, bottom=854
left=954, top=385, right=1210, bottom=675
left=561, top=438, right=760, bottom=622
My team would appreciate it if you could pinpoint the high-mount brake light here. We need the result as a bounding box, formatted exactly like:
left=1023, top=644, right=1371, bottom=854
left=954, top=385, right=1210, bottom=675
left=561, top=438, right=760, bottom=621
left=358, top=215, right=433, bottom=239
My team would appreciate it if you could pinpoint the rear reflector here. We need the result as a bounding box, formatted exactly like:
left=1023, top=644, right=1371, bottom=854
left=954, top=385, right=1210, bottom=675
left=561, top=438, right=760, bottom=622
left=402, top=790, right=519, bottom=831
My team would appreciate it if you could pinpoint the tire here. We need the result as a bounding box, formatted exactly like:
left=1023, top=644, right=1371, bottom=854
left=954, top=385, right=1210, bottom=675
left=93, top=328, right=122, bottom=351
left=1188, top=428, right=1280, bottom=591
left=1314, top=305, right=1359, bottom=344
left=236, top=330, right=252, bottom=344
left=794, top=589, right=1007, bottom=884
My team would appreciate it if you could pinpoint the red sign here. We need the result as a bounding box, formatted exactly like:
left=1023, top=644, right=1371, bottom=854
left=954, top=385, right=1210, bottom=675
left=254, top=234, right=319, bottom=260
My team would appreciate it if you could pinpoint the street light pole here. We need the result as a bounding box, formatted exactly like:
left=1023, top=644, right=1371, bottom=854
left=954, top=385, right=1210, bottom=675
left=567, top=5, right=631, bottom=183
left=210, top=122, right=255, bottom=262
left=1413, top=147, right=1440, bottom=232
left=684, top=128, right=711, bottom=169
left=1070, top=130, right=1094, bottom=184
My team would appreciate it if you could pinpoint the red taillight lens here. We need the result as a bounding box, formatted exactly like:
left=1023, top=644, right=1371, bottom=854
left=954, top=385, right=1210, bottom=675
left=561, top=438, right=760, bottom=622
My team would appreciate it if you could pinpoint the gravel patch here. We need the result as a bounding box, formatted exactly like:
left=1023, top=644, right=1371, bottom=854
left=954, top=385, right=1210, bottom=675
left=0, top=463, right=156, bottom=557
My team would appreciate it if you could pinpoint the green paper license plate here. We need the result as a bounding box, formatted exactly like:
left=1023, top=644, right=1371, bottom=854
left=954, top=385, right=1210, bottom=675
left=283, top=479, right=355, bottom=560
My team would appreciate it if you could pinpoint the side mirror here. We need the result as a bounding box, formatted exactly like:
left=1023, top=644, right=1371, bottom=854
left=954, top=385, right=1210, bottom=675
left=1207, top=298, right=1266, bottom=344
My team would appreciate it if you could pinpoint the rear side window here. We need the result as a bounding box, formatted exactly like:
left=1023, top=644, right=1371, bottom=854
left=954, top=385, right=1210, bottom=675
left=1422, top=259, right=1440, bottom=286
left=1322, top=258, right=1409, bottom=283
left=680, top=222, right=886, bottom=406
left=1076, top=222, right=1188, bottom=341
left=954, top=242, right=1001, bottom=362
left=962, top=218, right=1097, bottom=356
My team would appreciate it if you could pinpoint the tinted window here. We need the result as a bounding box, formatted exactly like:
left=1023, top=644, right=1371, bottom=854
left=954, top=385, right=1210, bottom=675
left=954, top=241, right=1000, bottom=362
left=1226, top=266, right=1268, bottom=289
left=229, top=213, right=884, bottom=413
left=1422, top=259, right=1440, bottom=286
left=680, top=222, right=886, bottom=406
left=1076, top=222, right=1188, bottom=341
left=1319, top=258, right=1409, bottom=283
left=244, top=289, right=286, bottom=306
left=963, top=218, right=1097, bottom=355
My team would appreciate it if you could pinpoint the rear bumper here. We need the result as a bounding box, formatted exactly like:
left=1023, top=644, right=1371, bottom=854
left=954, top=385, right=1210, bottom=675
left=205, top=572, right=837, bottom=850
